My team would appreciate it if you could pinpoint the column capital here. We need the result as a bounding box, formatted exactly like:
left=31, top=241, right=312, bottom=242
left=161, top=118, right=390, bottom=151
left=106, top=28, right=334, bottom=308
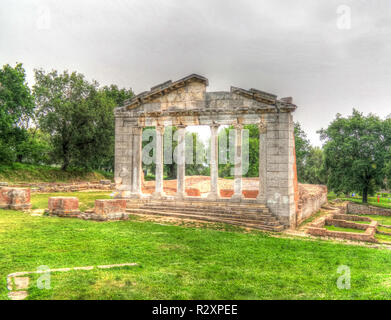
left=233, top=123, right=243, bottom=130
left=156, top=125, right=165, bottom=134
left=258, top=120, right=267, bottom=134
left=131, top=126, right=143, bottom=135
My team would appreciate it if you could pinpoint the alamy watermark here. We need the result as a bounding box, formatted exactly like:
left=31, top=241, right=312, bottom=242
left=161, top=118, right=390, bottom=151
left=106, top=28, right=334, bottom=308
left=37, top=265, right=51, bottom=289
left=337, top=265, right=351, bottom=289
left=140, top=127, right=250, bottom=176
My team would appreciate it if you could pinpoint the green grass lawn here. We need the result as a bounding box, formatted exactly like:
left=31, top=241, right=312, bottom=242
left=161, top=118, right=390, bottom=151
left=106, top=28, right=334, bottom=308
left=324, top=225, right=365, bottom=233
left=360, top=215, right=391, bottom=226
left=2, top=192, right=391, bottom=299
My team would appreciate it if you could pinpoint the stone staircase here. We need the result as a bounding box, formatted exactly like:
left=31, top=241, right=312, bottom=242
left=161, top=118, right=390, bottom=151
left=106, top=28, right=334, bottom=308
left=125, top=200, right=284, bottom=232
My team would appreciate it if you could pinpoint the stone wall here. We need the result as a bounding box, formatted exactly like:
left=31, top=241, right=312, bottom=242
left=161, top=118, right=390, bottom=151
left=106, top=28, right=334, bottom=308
left=296, top=184, right=328, bottom=226
left=265, top=112, right=297, bottom=228
left=306, top=210, right=378, bottom=243
left=347, top=202, right=391, bottom=216
left=8, top=181, right=114, bottom=193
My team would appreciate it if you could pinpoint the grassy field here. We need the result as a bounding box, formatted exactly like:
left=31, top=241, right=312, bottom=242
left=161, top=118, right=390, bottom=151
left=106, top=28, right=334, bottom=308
left=0, top=192, right=391, bottom=299
left=0, top=163, right=113, bottom=183
left=324, top=225, right=365, bottom=233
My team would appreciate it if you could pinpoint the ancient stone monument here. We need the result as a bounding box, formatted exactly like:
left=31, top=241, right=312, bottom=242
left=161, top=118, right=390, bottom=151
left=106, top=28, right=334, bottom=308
left=48, top=197, right=80, bottom=217
left=0, top=187, right=31, bottom=210
left=114, top=74, right=299, bottom=229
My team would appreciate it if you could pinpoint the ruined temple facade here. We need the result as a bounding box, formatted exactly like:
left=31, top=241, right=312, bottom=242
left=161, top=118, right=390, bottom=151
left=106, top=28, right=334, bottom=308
left=114, top=74, right=298, bottom=229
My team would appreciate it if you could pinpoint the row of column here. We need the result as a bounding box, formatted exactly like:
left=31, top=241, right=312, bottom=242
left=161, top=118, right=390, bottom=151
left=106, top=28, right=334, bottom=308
left=130, top=122, right=267, bottom=202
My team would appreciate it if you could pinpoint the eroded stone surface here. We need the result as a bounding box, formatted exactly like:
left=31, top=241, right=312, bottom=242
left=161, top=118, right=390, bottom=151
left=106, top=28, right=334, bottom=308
left=13, top=277, right=30, bottom=290
left=114, top=74, right=301, bottom=229
left=8, top=291, right=28, bottom=300
left=94, top=199, right=127, bottom=215
left=0, top=187, right=31, bottom=210
left=48, top=197, right=80, bottom=216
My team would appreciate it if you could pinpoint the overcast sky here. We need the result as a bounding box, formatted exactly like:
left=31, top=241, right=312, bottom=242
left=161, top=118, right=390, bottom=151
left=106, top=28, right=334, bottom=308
left=1, top=0, right=391, bottom=146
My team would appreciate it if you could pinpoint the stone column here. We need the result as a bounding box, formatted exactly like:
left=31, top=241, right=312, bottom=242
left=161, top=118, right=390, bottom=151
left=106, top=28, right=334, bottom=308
left=232, top=124, right=243, bottom=201
left=131, top=126, right=142, bottom=197
left=207, top=124, right=220, bottom=200
left=153, top=126, right=165, bottom=198
left=114, top=118, right=133, bottom=198
left=176, top=125, right=186, bottom=198
left=257, top=119, right=267, bottom=203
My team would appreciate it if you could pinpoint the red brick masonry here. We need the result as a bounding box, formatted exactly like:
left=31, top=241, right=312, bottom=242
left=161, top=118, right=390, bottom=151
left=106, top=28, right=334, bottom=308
left=307, top=206, right=378, bottom=243
left=48, top=197, right=79, bottom=216
left=219, top=189, right=258, bottom=198
left=0, top=187, right=31, bottom=210
left=94, top=199, right=127, bottom=215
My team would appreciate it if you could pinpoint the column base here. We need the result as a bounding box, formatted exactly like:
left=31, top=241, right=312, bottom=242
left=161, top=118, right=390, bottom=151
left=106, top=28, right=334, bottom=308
left=231, top=193, right=244, bottom=202
left=256, top=195, right=266, bottom=203
left=152, top=191, right=165, bottom=199
left=128, top=192, right=141, bottom=199
left=175, top=192, right=185, bottom=199
left=206, top=192, right=220, bottom=200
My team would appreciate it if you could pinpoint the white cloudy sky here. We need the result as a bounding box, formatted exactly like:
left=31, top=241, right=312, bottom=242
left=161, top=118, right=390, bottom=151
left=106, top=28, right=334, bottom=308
left=1, top=0, right=391, bottom=146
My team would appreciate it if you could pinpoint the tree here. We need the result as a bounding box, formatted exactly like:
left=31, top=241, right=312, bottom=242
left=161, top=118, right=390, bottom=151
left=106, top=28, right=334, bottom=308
left=0, top=63, right=34, bottom=163
left=319, top=109, right=389, bottom=203
left=101, top=85, right=133, bottom=106
left=294, top=122, right=311, bottom=182
left=33, top=69, right=133, bottom=171
left=185, top=131, right=208, bottom=176
left=301, top=146, right=327, bottom=185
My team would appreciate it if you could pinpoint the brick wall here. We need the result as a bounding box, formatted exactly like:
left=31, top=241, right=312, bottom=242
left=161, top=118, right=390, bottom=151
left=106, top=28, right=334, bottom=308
left=296, top=184, right=328, bottom=226
left=348, top=202, right=391, bottom=216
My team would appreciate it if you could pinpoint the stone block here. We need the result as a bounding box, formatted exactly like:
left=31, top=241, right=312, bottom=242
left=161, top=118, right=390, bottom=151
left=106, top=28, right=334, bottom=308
left=0, top=187, right=31, bottom=210
left=48, top=197, right=79, bottom=216
left=94, top=199, right=127, bottom=216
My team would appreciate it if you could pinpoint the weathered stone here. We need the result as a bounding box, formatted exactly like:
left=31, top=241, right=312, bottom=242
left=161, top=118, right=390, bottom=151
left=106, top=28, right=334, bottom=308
left=94, top=199, right=127, bottom=216
left=13, top=277, right=30, bottom=290
left=48, top=197, right=79, bottom=216
left=8, top=291, right=28, bottom=300
left=0, top=187, right=31, bottom=210
left=347, top=202, right=391, bottom=216
left=307, top=210, right=378, bottom=243
left=114, top=74, right=311, bottom=229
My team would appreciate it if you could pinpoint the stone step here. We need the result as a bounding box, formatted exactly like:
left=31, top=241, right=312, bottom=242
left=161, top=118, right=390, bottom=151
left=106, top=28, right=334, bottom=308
left=126, top=209, right=284, bottom=231
left=127, top=208, right=281, bottom=225
left=128, top=203, right=270, bottom=214
left=129, top=199, right=269, bottom=209
left=132, top=205, right=271, bottom=217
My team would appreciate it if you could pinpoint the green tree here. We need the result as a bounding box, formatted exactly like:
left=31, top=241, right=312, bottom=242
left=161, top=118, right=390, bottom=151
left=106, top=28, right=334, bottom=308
left=0, top=63, right=34, bottom=163
left=294, top=122, right=311, bottom=182
left=101, top=85, right=133, bottom=106
left=301, top=146, right=326, bottom=184
left=185, top=131, right=208, bottom=176
left=319, top=109, right=389, bottom=203
left=33, top=69, right=132, bottom=171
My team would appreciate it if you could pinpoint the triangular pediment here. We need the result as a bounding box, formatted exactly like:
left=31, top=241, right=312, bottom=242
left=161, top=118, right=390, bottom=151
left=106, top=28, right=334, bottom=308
left=122, top=74, right=208, bottom=111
